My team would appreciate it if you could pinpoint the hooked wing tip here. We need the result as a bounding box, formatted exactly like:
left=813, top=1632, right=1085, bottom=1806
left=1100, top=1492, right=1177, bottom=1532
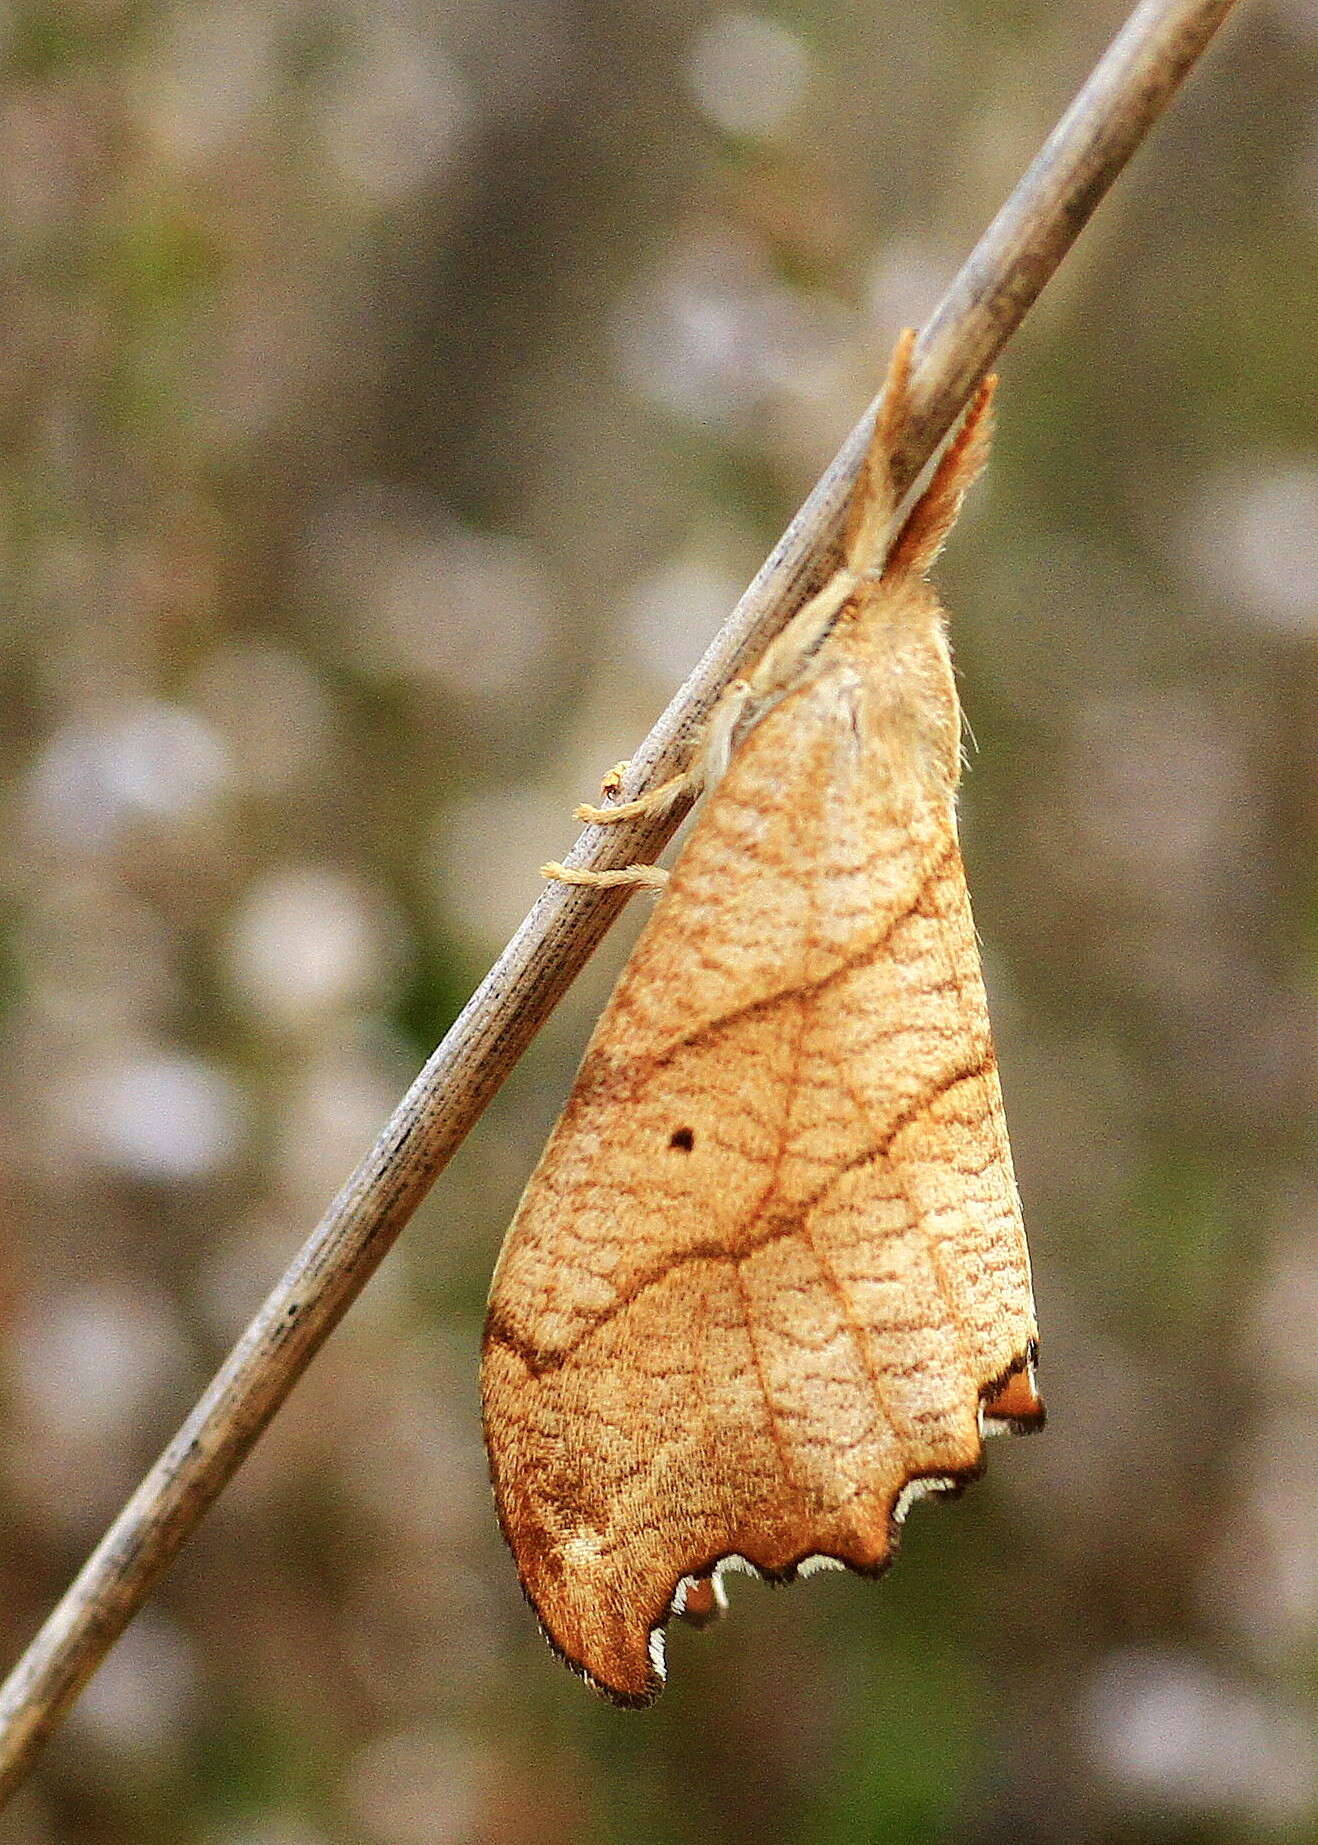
left=980, top=1342, right=1046, bottom=1435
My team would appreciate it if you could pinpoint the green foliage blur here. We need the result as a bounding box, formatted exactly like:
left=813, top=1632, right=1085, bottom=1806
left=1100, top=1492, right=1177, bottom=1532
left=3, top=1, right=1318, bottom=1841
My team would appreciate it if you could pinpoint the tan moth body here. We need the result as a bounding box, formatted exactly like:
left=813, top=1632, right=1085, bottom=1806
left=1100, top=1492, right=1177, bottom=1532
left=482, top=336, right=1042, bottom=1705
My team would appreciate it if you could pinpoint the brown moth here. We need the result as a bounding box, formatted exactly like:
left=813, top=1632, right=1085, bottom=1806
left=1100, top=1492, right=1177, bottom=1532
left=482, top=332, right=1043, bottom=1705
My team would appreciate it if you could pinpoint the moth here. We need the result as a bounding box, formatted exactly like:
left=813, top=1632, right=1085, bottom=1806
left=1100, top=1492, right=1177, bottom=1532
left=482, top=332, right=1043, bottom=1705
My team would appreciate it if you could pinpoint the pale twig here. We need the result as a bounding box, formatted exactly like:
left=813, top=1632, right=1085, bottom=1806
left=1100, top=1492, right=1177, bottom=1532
left=0, top=0, right=1241, bottom=1804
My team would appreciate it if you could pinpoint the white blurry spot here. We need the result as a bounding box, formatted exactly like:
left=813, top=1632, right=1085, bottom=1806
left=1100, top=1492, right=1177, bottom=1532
left=1246, top=1221, right=1318, bottom=1396
left=307, top=485, right=553, bottom=702
left=432, top=785, right=567, bottom=945
left=276, top=1055, right=407, bottom=1211
left=26, top=703, right=229, bottom=853
left=72, top=1612, right=198, bottom=1757
left=615, top=225, right=848, bottom=429
left=12, top=1281, right=191, bottom=1447
left=1182, top=460, right=1318, bottom=636
left=684, top=11, right=810, bottom=139
left=626, top=553, right=745, bottom=684
left=317, top=16, right=468, bottom=204
left=1086, top=1646, right=1317, bottom=1823
left=137, top=2, right=280, bottom=166
left=65, top=1049, right=244, bottom=1181
left=375, top=530, right=547, bottom=697
left=190, top=643, right=332, bottom=795
left=867, top=234, right=954, bottom=343
left=345, top=1726, right=486, bottom=1845
left=223, top=866, right=399, bottom=1027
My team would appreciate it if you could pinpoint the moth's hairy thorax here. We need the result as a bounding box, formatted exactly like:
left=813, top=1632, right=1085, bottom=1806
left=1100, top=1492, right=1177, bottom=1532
left=827, top=576, right=961, bottom=800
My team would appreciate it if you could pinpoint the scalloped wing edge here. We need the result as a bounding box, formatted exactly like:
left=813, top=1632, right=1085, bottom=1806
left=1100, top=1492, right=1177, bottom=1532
left=521, top=1342, right=1043, bottom=1708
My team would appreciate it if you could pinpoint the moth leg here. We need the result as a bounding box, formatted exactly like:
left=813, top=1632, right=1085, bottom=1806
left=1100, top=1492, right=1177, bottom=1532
left=573, top=768, right=696, bottom=828
left=599, top=760, right=630, bottom=800
left=740, top=566, right=860, bottom=704
left=541, top=860, right=669, bottom=890
left=573, top=679, right=755, bottom=826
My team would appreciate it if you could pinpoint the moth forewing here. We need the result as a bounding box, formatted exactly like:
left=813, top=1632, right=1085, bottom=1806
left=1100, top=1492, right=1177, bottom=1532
left=481, top=345, right=1041, bottom=1706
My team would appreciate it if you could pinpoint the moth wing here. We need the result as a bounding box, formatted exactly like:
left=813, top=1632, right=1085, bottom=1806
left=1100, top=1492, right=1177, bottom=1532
left=482, top=645, right=1039, bottom=1705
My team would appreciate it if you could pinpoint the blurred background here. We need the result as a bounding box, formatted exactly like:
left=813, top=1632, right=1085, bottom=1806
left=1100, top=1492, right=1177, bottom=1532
left=2, top=0, right=1317, bottom=1839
